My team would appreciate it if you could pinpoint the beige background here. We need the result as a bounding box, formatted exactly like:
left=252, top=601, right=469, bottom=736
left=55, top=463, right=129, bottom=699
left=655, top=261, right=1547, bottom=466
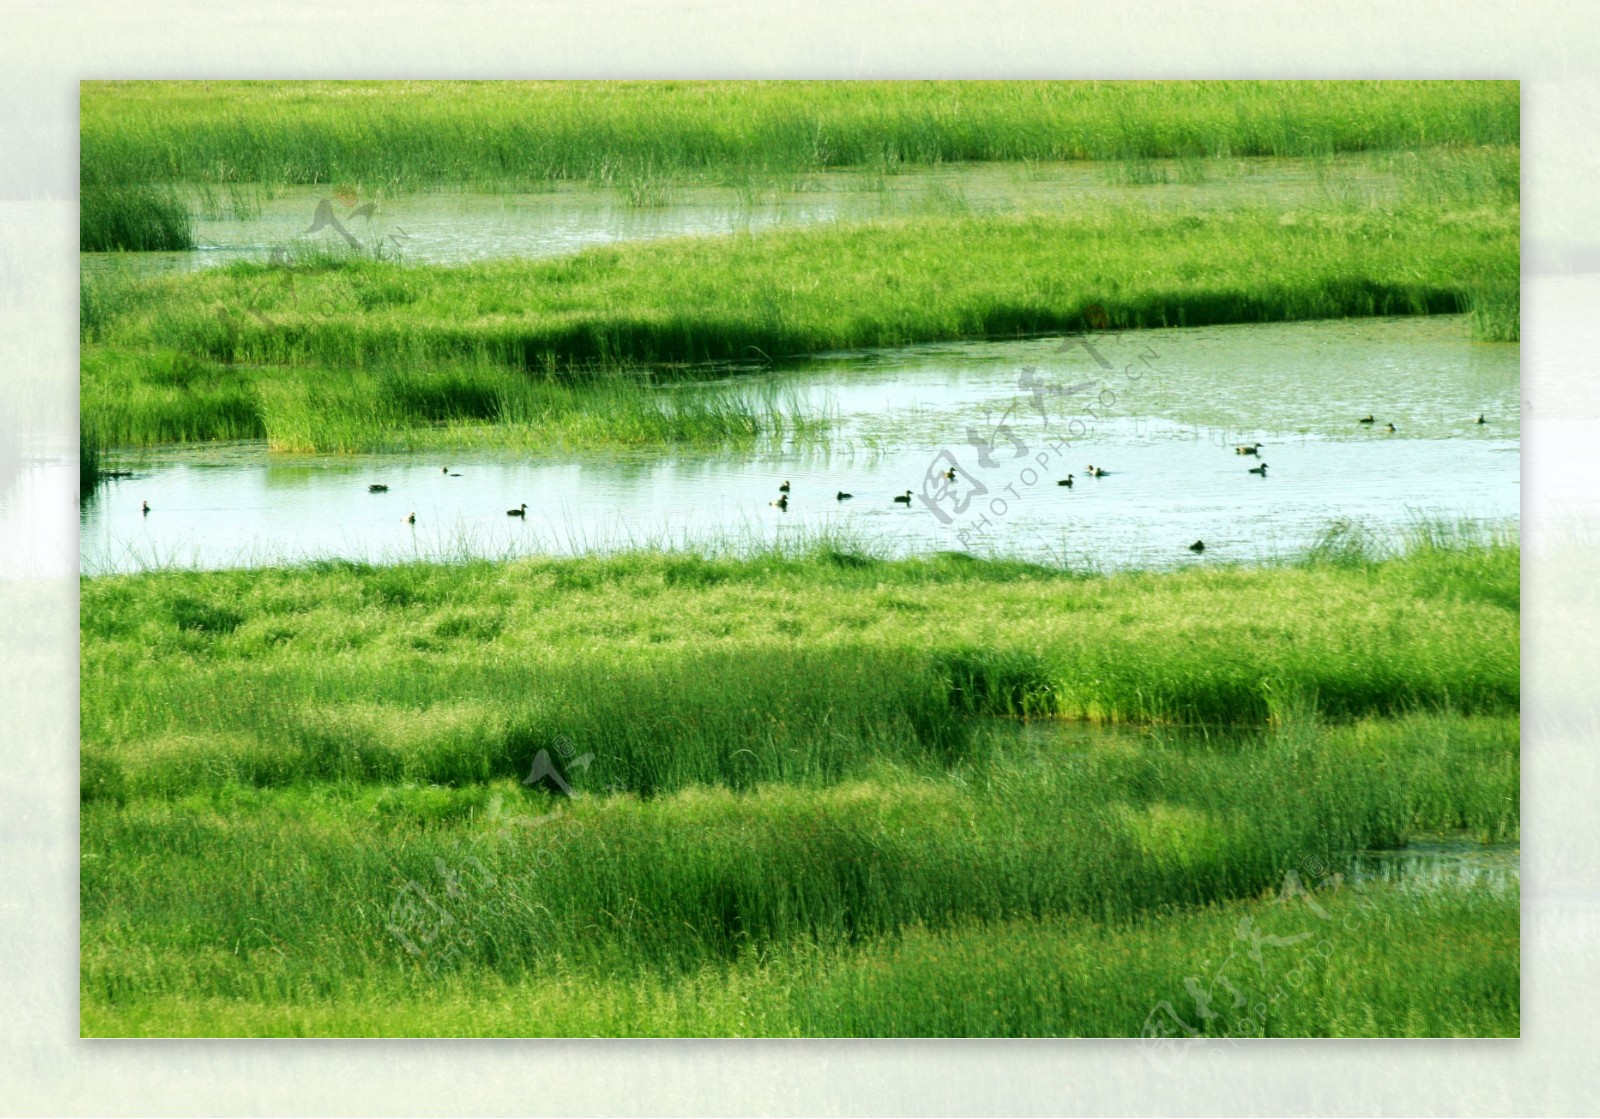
left=2, top=5, right=1592, bottom=1114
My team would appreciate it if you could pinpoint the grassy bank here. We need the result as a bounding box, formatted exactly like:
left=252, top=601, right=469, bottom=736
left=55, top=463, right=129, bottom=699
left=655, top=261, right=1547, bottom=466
left=80, top=537, right=1519, bottom=1035
left=81, top=81, right=1519, bottom=193
left=80, top=533, right=1520, bottom=801
left=81, top=195, right=1518, bottom=451
left=84, top=884, right=1517, bottom=1037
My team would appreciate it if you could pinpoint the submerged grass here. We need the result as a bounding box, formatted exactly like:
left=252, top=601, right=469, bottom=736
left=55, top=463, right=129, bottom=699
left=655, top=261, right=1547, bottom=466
left=79, top=346, right=824, bottom=454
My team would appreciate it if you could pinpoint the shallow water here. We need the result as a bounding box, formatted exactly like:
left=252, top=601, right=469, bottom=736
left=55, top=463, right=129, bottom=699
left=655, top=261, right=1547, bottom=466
left=80, top=155, right=1400, bottom=279
left=1346, top=838, right=1520, bottom=895
left=78, top=315, right=1518, bottom=574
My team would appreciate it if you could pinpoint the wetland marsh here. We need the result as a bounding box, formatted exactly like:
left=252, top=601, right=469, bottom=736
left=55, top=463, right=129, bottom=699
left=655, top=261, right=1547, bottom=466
left=76, top=80, right=1521, bottom=1038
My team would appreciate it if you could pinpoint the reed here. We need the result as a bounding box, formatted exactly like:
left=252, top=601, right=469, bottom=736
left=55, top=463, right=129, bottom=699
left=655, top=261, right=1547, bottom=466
left=81, top=197, right=1518, bottom=452
left=81, top=81, right=1519, bottom=193
left=79, top=185, right=194, bottom=251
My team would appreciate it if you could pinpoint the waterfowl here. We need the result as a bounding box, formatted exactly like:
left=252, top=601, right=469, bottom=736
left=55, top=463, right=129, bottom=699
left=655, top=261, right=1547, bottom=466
left=141, top=500, right=150, bottom=515
left=1088, top=466, right=1108, bottom=478
left=441, top=467, right=448, bottom=473
left=1475, top=414, right=1487, bottom=425
left=770, top=494, right=789, bottom=510
left=836, top=491, right=853, bottom=501
left=778, top=480, right=791, bottom=493
left=506, top=503, right=527, bottom=517
left=1235, top=443, right=1262, bottom=455
left=893, top=490, right=913, bottom=504
left=406, top=512, right=416, bottom=525
left=1189, top=540, right=1205, bottom=553
left=1358, top=416, right=1375, bottom=425
left=1248, top=463, right=1268, bottom=476
left=1057, top=474, right=1074, bottom=488
left=368, top=484, right=389, bottom=493
left=1385, top=423, right=1397, bottom=433
left=943, top=467, right=957, bottom=481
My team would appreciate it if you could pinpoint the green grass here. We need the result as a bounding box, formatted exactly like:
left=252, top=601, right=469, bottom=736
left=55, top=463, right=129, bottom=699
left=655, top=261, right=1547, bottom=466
left=84, top=875, right=1517, bottom=1038
left=80, top=537, right=1519, bottom=1035
left=80, top=184, right=194, bottom=251
left=80, top=345, right=827, bottom=454
left=81, top=192, right=1518, bottom=451
left=80, top=534, right=1520, bottom=801
left=81, top=81, right=1519, bottom=193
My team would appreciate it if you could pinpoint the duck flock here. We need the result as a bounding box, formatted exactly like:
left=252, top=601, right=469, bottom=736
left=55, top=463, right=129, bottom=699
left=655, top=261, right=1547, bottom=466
left=133, top=414, right=1484, bottom=556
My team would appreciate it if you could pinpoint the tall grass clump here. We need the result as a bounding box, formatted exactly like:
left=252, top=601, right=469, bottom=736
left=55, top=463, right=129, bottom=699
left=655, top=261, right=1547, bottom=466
left=80, top=185, right=193, bottom=251
left=1462, top=279, right=1520, bottom=342
left=78, top=420, right=101, bottom=498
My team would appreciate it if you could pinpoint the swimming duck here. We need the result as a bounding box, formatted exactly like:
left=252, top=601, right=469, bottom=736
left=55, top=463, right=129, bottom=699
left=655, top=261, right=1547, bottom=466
left=441, top=467, right=448, bottom=474
left=943, top=467, right=957, bottom=481
left=1475, top=414, right=1487, bottom=425
left=141, top=500, right=150, bottom=515
left=406, top=512, right=416, bottom=525
left=1248, top=463, right=1268, bottom=476
left=1385, top=423, right=1397, bottom=433
left=1235, top=443, right=1262, bottom=455
left=836, top=491, right=853, bottom=501
left=1189, top=540, right=1205, bottom=553
left=778, top=480, right=791, bottom=493
left=1087, top=466, right=1108, bottom=478
left=368, top=484, right=389, bottom=493
left=1358, top=416, right=1375, bottom=425
left=506, top=503, right=527, bottom=517
left=1057, top=474, right=1074, bottom=488
left=893, top=490, right=913, bottom=504
left=770, top=494, right=789, bottom=510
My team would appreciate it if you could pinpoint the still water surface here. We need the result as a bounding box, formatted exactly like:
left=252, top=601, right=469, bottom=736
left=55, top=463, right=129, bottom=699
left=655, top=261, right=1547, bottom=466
left=80, top=155, right=1402, bottom=279
left=79, top=315, right=1519, bottom=573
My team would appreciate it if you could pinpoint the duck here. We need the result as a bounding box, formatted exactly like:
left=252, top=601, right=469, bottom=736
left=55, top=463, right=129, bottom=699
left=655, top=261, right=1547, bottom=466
left=1248, top=463, right=1268, bottom=476
left=770, top=494, right=789, bottom=511
left=836, top=491, right=853, bottom=501
left=943, top=467, right=957, bottom=481
left=1057, top=474, right=1074, bottom=488
left=1086, top=465, right=1108, bottom=478
left=1235, top=443, right=1263, bottom=456
left=778, top=480, right=791, bottom=493
left=441, top=467, right=448, bottom=474
left=406, top=512, right=416, bottom=525
left=893, top=490, right=914, bottom=504
left=141, top=500, right=150, bottom=515
left=1358, top=415, right=1375, bottom=425
left=1385, top=423, right=1397, bottom=433
left=506, top=503, right=527, bottom=517
left=1189, top=540, right=1205, bottom=553
left=368, top=483, right=389, bottom=493
left=1475, top=414, right=1487, bottom=425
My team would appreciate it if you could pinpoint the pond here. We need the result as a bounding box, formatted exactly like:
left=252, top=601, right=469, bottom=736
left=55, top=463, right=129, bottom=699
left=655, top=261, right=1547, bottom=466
left=77, top=315, right=1518, bottom=574
left=79, top=154, right=1402, bottom=280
